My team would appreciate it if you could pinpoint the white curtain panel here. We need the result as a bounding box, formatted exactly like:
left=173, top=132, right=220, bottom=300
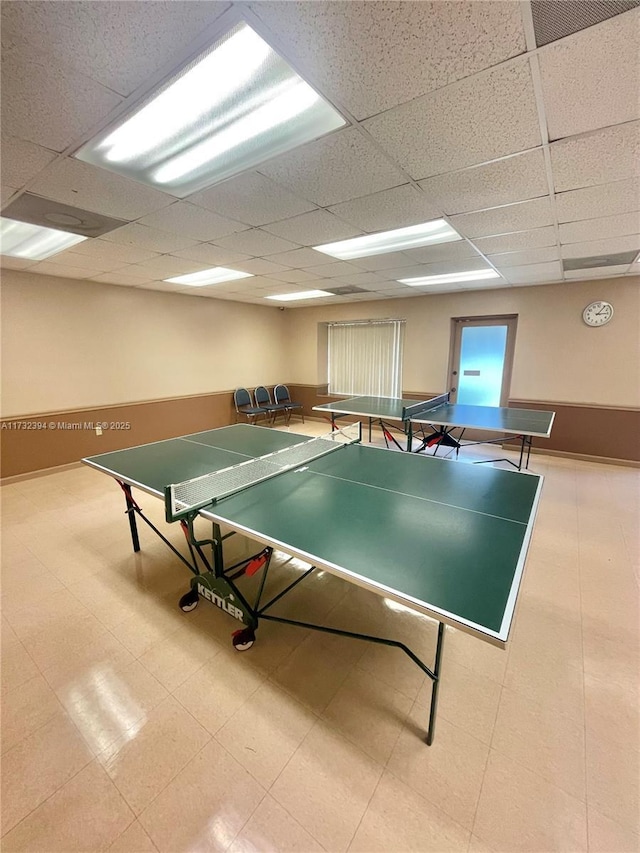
left=328, top=320, right=405, bottom=397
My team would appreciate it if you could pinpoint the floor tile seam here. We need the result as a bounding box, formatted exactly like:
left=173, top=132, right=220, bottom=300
left=351, top=659, right=426, bottom=704
left=0, top=688, right=68, bottom=761
left=488, top=737, right=588, bottom=804
left=586, top=801, right=640, bottom=844
left=0, top=754, right=132, bottom=843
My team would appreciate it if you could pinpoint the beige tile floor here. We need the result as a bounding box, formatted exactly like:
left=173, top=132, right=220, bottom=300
left=1, top=421, right=638, bottom=852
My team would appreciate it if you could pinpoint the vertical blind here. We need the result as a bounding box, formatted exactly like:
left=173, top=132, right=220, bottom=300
left=328, top=320, right=405, bottom=397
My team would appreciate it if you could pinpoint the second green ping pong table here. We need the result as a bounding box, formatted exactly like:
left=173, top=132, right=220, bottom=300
left=83, top=423, right=542, bottom=745
left=313, top=393, right=555, bottom=469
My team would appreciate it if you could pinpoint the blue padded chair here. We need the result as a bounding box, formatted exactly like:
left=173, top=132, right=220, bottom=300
left=255, top=385, right=289, bottom=424
left=274, top=384, right=304, bottom=423
left=234, top=388, right=268, bottom=424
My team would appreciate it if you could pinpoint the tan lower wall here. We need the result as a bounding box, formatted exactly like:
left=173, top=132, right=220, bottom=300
left=2, top=387, right=638, bottom=478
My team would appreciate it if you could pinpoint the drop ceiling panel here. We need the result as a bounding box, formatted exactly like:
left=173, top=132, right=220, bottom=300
left=259, top=127, right=407, bottom=207
left=100, top=223, right=199, bottom=253
left=328, top=272, right=389, bottom=288
left=501, top=261, right=563, bottom=283
left=473, top=226, right=557, bottom=253
left=0, top=256, right=34, bottom=270
left=265, top=247, right=330, bottom=268
left=28, top=261, right=93, bottom=279
left=29, top=158, right=174, bottom=220
left=1, top=186, right=17, bottom=205
left=450, top=197, right=553, bottom=238
left=556, top=180, right=640, bottom=223
left=418, top=149, right=548, bottom=215
left=1, top=46, right=122, bottom=152
left=1, top=1, right=229, bottom=96
left=559, top=212, right=640, bottom=244
left=538, top=10, right=640, bottom=140
left=231, top=259, right=289, bottom=276
left=354, top=251, right=419, bottom=271
left=328, top=185, right=442, bottom=232
left=67, top=239, right=159, bottom=266
left=89, top=272, right=154, bottom=287
left=561, top=234, right=640, bottom=259
left=214, top=229, right=301, bottom=257
left=167, top=243, right=252, bottom=267
left=189, top=171, right=317, bottom=227
left=43, top=250, right=124, bottom=273
left=301, top=261, right=366, bottom=278
left=124, top=256, right=210, bottom=279
left=263, top=210, right=361, bottom=245
left=137, top=202, right=250, bottom=243
left=550, top=122, right=640, bottom=192
left=387, top=257, right=493, bottom=280
left=251, top=1, right=525, bottom=120
left=266, top=269, right=322, bottom=284
left=1, top=135, right=57, bottom=189
left=488, top=246, right=560, bottom=268
left=364, top=60, right=541, bottom=179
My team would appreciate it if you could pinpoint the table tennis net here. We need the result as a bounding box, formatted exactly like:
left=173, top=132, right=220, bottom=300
left=165, top=423, right=360, bottom=522
left=401, top=393, right=450, bottom=422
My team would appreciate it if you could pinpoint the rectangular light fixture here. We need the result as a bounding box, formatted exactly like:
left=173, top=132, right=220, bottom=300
left=399, top=269, right=501, bottom=286
left=265, top=290, right=329, bottom=301
left=75, top=22, right=346, bottom=198
left=0, top=217, right=87, bottom=260
left=164, top=267, right=254, bottom=286
left=313, top=219, right=462, bottom=260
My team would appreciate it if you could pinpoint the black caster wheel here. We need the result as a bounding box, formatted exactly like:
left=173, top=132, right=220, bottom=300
left=179, top=589, right=199, bottom=612
left=232, top=627, right=255, bottom=651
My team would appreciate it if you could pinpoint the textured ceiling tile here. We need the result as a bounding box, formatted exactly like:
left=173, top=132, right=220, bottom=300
left=561, top=234, right=640, bottom=259
left=251, top=1, right=525, bottom=120
left=1, top=186, right=18, bottom=205
left=43, top=250, right=123, bottom=273
left=125, top=256, right=209, bottom=279
left=259, top=127, right=406, bottom=207
left=450, top=197, right=553, bottom=238
left=418, top=149, right=548, bottom=215
left=1, top=46, right=122, bottom=152
left=137, top=202, right=248, bottom=242
left=559, top=212, right=640, bottom=245
left=0, top=256, right=34, bottom=270
left=488, top=246, right=560, bottom=268
left=231, top=259, right=290, bottom=276
left=354, top=251, right=418, bottom=271
left=69, top=238, right=159, bottom=265
left=189, top=172, right=317, bottom=227
left=266, top=269, right=322, bottom=283
left=89, top=272, right=154, bottom=286
left=214, top=229, right=301, bottom=256
left=389, top=257, right=492, bottom=279
left=100, top=223, right=199, bottom=253
left=1, top=135, right=57, bottom=188
left=329, top=272, right=389, bottom=287
left=539, top=9, right=640, bottom=140
left=29, top=159, right=174, bottom=220
left=263, top=210, right=362, bottom=245
left=301, top=261, right=366, bottom=277
left=1, top=1, right=228, bottom=96
left=264, top=247, right=329, bottom=267
left=328, top=185, right=442, bottom=232
left=473, top=227, right=557, bottom=253
left=556, top=179, right=640, bottom=223
left=404, top=241, right=481, bottom=264
left=364, top=60, right=541, bottom=179
left=501, top=261, right=563, bottom=283
left=550, top=122, right=640, bottom=192
left=169, top=243, right=253, bottom=266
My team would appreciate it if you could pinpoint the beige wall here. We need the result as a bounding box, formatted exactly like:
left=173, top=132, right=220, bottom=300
left=283, top=276, right=640, bottom=408
left=0, top=270, right=288, bottom=417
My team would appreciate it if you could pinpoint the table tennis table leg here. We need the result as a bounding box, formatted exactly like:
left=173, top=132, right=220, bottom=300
left=121, top=483, right=140, bottom=552
left=426, top=622, right=445, bottom=746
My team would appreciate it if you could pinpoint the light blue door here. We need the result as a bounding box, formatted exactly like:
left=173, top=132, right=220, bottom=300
left=456, top=324, right=509, bottom=407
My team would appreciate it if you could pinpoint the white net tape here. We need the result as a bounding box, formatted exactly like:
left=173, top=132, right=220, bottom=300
left=167, top=423, right=360, bottom=519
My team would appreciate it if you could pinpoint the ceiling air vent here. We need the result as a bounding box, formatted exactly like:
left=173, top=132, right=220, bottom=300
left=2, top=193, right=126, bottom=237
left=323, top=285, right=369, bottom=296
left=562, top=250, right=638, bottom=271
left=531, top=0, right=640, bottom=46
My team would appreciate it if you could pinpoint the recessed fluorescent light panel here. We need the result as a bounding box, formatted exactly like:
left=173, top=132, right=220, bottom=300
left=75, top=22, right=346, bottom=197
left=0, top=217, right=87, bottom=260
left=399, top=269, right=501, bottom=286
left=314, top=219, right=462, bottom=260
left=265, top=290, right=328, bottom=301
left=164, top=267, right=253, bottom=286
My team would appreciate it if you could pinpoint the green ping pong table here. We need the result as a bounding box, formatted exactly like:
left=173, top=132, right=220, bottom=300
left=313, top=393, right=555, bottom=469
left=83, top=423, right=543, bottom=745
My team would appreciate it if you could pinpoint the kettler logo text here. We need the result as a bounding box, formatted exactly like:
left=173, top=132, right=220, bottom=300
left=197, top=584, right=244, bottom=621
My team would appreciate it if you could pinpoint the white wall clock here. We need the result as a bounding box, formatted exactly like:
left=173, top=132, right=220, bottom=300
left=583, top=301, right=614, bottom=327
